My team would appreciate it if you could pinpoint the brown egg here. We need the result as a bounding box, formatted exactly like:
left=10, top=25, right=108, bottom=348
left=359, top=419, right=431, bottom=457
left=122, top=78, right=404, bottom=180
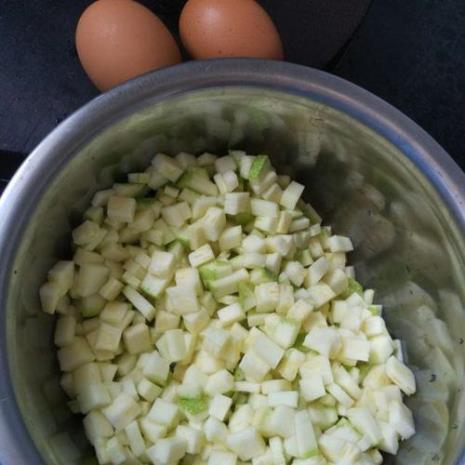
left=179, top=0, right=284, bottom=60
left=76, top=0, right=181, bottom=91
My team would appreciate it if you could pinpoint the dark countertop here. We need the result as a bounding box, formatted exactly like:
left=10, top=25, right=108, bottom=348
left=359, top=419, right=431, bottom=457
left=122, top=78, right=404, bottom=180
left=1, top=0, right=464, bottom=191
left=334, top=0, right=465, bottom=168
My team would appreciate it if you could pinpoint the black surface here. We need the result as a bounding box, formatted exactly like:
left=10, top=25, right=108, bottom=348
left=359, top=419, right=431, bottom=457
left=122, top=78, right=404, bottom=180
left=1, top=0, right=464, bottom=194
left=0, top=0, right=370, bottom=156
left=334, top=0, right=465, bottom=169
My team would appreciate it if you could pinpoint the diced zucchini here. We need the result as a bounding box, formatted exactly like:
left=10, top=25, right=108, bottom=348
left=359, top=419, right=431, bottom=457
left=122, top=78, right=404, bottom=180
left=177, top=167, right=218, bottom=196
left=43, top=151, right=415, bottom=465
left=249, top=155, right=270, bottom=180
left=178, top=396, right=208, bottom=415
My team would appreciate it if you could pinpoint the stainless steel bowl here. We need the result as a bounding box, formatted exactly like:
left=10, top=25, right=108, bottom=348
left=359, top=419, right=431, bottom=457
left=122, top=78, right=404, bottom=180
left=0, top=59, right=464, bottom=465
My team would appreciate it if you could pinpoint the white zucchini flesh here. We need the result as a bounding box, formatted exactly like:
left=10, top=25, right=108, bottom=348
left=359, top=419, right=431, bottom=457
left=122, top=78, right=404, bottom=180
left=41, top=152, right=417, bottom=465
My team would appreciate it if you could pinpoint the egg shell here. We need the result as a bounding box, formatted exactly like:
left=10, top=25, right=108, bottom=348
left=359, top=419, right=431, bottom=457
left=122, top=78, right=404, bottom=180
left=76, top=0, right=181, bottom=91
left=179, top=0, right=284, bottom=60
